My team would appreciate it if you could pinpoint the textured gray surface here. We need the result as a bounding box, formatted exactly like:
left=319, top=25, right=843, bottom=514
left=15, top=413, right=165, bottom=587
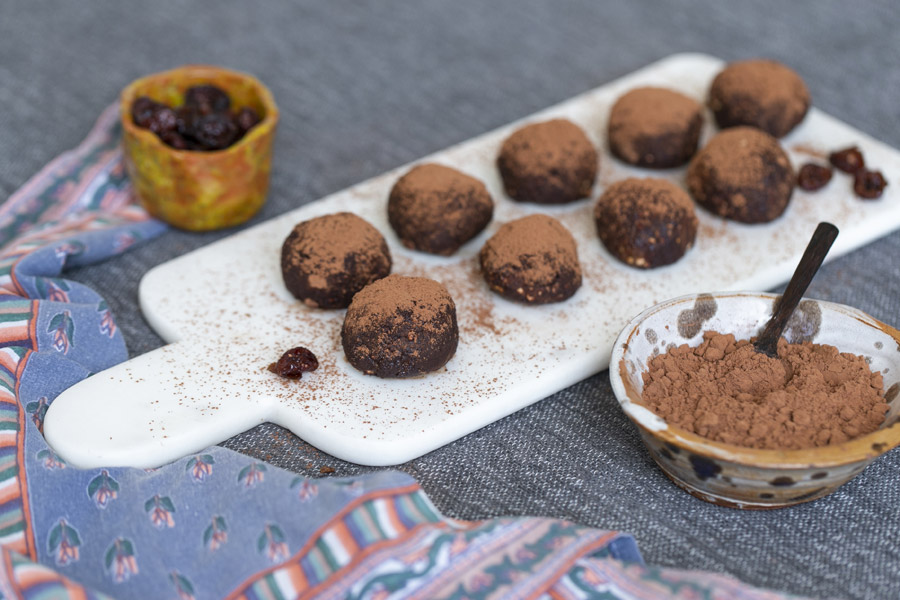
left=2, top=2, right=899, bottom=598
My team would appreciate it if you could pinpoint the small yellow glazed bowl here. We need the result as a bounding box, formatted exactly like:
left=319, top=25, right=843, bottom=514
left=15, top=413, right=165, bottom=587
left=610, top=291, right=900, bottom=509
left=120, top=65, right=278, bottom=231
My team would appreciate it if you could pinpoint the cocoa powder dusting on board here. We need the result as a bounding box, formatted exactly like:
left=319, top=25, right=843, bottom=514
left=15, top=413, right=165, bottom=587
left=641, top=332, right=888, bottom=450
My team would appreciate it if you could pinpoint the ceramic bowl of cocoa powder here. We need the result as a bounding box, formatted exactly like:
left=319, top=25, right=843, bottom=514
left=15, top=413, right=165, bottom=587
left=610, top=291, right=900, bottom=509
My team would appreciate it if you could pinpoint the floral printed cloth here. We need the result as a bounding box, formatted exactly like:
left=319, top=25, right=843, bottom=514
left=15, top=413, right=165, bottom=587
left=0, top=105, right=814, bottom=599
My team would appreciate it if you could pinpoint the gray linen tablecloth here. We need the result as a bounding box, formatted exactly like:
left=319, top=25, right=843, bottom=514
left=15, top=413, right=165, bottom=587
left=2, top=2, right=898, bottom=598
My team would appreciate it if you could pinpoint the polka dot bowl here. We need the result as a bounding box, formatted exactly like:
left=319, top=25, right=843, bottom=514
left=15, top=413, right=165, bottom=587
left=610, top=291, right=900, bottom=509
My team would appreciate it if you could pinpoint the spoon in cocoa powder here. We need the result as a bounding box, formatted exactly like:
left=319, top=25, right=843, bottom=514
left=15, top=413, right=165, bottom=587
left=753, top=222, right=839, bottom=358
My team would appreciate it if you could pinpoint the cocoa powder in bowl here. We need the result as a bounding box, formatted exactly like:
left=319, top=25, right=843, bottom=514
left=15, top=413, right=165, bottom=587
left=641, top=331, right=889, bottom=450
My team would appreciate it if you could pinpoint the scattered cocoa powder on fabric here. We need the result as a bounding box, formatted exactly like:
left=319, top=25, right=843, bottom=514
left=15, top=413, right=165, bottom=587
left=641, top=331, right=889, bottom=450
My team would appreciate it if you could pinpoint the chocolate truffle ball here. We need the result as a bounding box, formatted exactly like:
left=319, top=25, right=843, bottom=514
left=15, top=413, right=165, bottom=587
left=388, top=163, right=494, bottom=255
left=708, top=59, right=811, bottom=138
left=281, top=212, right=392, bottom=309
left=595, top=178, right=698, bottom=269
left=687, top=127, right=794, bottom=224
left=497, top=119, right=598, bottom=204
left=341, top=274, right=458, bottom=378
left=479, top=214, right=582, bottom=304
left=607, top=87, right=704, bottom=168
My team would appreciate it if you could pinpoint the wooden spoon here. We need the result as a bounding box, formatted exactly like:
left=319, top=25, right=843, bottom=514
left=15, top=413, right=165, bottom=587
left=753, top=222, right=840, bottom=358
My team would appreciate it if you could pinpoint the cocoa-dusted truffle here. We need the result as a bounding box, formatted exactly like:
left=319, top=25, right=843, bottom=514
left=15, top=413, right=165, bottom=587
left=687, top=127, right=794, bottom=224
left=595, top=178, right=698, bottom=269
left=607, top=87, right=703, bottom=168
left=341, top=274, right=458, bottom=378
left=479, top=214, right=582, bottom=304
left=281, top=212, right=392, bottom=309
left=708, top=59, right=811, bottom=138
left=388, top=163, right=493, bottom=255
left=497, top=119, right=598, bottom=204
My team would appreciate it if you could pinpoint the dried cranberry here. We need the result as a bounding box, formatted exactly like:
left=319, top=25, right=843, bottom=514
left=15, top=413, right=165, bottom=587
left=269, top=347, right=318, bottom=379
left=797, top=163, right=833, bottom=191
left=148, top=107, right=177, bottom=135
left=184, top=85, right=230, bottom=115
left=160, top=130, right=191, bottom=150
left=131, top=97, right=177, bottom=134
left=131, top=96, right=160, bottom=127
left=234, top=107, right=261, bottom=134
left=175, top=106, right=199, bottom=136
left=829, top=146, right=865, bottom=174
left=853, top=169, right=888, bottom=199
left=192, top=113, right=238, bottom=150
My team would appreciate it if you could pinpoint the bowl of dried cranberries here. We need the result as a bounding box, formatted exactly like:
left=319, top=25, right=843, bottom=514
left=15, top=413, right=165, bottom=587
left=120, top=65, right=278, bottom=231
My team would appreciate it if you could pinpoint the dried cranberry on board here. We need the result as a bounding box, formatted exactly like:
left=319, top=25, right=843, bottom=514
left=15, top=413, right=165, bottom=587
left=797, top=164, right=833, bottom=191
left=184, top=85, right=231, bottom=115
left=269, top=347, right=319, bottom=379
left=829, top=146, right=865, bottom=174
left=853, top=169, right=888, bottom=199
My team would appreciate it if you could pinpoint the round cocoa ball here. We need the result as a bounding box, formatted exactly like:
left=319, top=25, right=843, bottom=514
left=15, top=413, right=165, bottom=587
left=341, top=274, right=458, bottom=378
left=479, top=214, right=582, bottom=304
left=497, top=119, right=598, bottom=204
left=595, top=178, right=698, bottom=269
left=388, top=163, right=494, bottom=255
left=708, top=59, right=811, bottom=138
left=281, top=212, right=392, bottom=309
left=607, top=87, right=703, bottom=168
left=687, top=127, right=794, bottom=224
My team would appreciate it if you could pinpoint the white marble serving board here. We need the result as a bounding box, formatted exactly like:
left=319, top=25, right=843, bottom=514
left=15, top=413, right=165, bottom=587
left=44, top=53, right=900, bottom=469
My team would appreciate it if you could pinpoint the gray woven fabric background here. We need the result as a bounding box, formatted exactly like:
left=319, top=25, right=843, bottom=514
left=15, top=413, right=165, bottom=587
left=2, top=2, right=899, bottom=598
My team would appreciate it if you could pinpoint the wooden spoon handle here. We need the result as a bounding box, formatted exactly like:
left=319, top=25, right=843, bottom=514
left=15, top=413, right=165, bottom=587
left=754, top=222, right=839, bottom=357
